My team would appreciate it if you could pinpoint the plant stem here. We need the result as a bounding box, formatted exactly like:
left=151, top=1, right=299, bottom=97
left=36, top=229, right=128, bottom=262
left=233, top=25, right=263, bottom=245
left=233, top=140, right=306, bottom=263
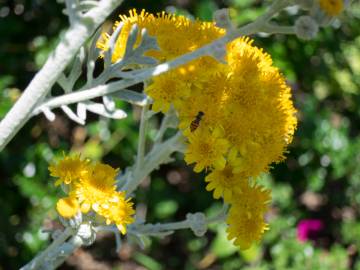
left=128, top=207, right=228, bottom=236
left=29, top=0, right=291, bottom=116
left=154, top=112, right=172, bottom=144
left=20, top=227, right=74, bottom=270
left=123, top=131, right=184, bottom=195
left=135, top=101, right=150, bottom=171
left=0, top=0, right=124, bottom=151
left=50, top=236, right=84, bottom=270
left=261, top=24, right=295, bottom=35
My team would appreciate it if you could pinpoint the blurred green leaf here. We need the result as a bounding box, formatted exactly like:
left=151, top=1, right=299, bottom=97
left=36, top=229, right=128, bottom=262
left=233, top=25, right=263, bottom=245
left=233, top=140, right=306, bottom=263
left=133, top=252, right=163, bottom=270
left=210, top=223, right=238, bottom=258
left=154, top=200, right=178, bottom=219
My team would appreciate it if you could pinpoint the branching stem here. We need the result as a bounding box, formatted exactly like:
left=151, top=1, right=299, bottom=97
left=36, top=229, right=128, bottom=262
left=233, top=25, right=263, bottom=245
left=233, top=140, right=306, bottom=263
left=0, top=0, right=125, bottom=151
left=123, top=131, right=185, bottom=195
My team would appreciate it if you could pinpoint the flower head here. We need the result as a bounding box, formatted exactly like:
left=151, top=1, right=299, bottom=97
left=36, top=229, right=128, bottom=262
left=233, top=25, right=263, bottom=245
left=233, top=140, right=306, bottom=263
left=205, top=148, right=246, bottom=202
left=98, top=9, right=225, bottom=63
left=49, top=155, right=89, bottom=186
left=75, top=163, right=119, bottom=213
left=97, top=192, right=135, bottom=234
left=185, top=126, right=230, bottom=172
left=319, top=0, right=344, bottom=16
left=219, top=37, right=297, bottom=179
left=145, top=70, right=191, bottom=113
left=227, top=211, right=269, bottom=250
left=226, top=183, right=271, bottom=249
left=56, top=196, right=80, bottom=219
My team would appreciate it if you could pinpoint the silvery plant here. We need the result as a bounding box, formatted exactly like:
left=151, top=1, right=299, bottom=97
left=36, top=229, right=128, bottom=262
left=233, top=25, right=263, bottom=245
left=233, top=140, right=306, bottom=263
left=0, top=0, right=348, bottom=269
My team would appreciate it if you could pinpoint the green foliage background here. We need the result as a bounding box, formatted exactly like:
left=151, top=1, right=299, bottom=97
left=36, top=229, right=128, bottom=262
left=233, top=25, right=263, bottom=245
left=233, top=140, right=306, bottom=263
left=0, top=0, right=359, bottom=269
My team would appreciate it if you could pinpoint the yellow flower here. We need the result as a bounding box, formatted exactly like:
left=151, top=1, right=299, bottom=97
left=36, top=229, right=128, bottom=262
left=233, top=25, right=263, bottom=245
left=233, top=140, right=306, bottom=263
left=226, top=183, right=271, bottom=250
left=56, top=196, right=80, bottom=218
left=185, top=126, right=230, bottom=172
left=176, top=68, right=229, bottom=131
left=49, top=155, right=89, bottom=186
left=146, top=70, right=191, bottom=113
left=97, top=191, right=135, bottom=234
left=205, top=148, right=246, bottom=202
left=50, top=154, right=135, bottom=234
left=75, top=163, right=119, bottom=213
left=220, top=37, right=297, bottom=179
left=97, top=10, right=225, bottom=113
left=99, top=11, right=297, bottom=184
left=319, top=0, right=344, bottom=16
left=227, top=212, right=269, bottom=250
left=98, top=9, right=225, bottom=63
left=181, top=37, right=297, bottom=180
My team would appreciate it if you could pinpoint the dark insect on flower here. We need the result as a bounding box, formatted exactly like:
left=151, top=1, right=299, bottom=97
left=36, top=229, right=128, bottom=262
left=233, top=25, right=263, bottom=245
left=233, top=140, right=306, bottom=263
left=190, top=111, right=205, bottom=132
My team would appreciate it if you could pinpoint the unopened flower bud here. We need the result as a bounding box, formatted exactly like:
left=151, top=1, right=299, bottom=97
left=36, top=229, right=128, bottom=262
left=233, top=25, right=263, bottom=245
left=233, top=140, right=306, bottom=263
left=186, top=212, right=207, bottom=237
left=68, top=211, right=83, bottom=228
left=59, top=210, right=82, bottom=229
left=295, top=16, right=319, bottom=40
left=77, top=222, right=96, bottom=246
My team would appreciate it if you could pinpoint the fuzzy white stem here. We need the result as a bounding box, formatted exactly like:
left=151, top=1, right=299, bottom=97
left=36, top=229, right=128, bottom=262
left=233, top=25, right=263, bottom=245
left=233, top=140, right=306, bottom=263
left=153, top=110, right=175, bottom=144
left=33, top=84, right=148, bottom=115
left=20, top=227, right=74, bottom=270
left=31, top=26, right=254, bottom=115
left=135, top=102, right=150, bottom=171
left=31, top=6, right=289, bottom=114
left=123, top=132, right=185, bottom=194
left=128, top=206, right=228, bottom=236
left=0, top=0, right=124, bottom=151
left=261, top=23, right=295, bottom=35
left=65, top=0, right=80, bottom=25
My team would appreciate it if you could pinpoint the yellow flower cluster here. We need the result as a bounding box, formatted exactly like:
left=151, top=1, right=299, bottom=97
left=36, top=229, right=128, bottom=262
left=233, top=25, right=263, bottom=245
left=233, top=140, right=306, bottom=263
left=319, top=0, right=344, bottom=16
left=226, top=184, right=271, bottom=249
left=49, top=155, right=135, bottom=234
left=98, top=10, right=297, bottom=249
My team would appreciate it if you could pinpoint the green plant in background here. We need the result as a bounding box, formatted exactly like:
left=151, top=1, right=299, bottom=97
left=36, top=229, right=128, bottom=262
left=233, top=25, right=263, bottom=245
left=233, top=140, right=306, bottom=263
left=0, top=0, right=359, bottom=269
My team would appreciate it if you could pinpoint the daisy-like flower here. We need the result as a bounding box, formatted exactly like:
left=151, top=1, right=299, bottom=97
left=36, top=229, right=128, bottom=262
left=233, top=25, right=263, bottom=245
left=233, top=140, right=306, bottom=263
left=205, top=148, right=247, bottom=202
left=75, top=163, right=118, bottom=213
left=145, top=70, right=191, bottom=113
left=49, top=155, right=89, bottom=186
left=227, top=211, right=269, bottom=250
left=226, top=183, right=271, bottom=249
left=176, top=69, right=229, bottom=131
left=56, top=196, right=80, bottom=219
left=319, top=0, right=344, bottom=16
left=97, top=191, right=135, bottom=234
left=184, top=126, right=230, bottom=172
